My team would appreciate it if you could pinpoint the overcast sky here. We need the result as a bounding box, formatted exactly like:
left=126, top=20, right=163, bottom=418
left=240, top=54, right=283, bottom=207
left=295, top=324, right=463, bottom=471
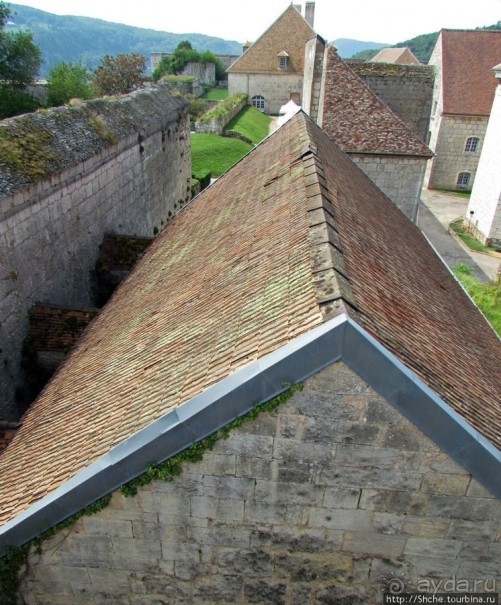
left=8, top=0, right=501, bottom=44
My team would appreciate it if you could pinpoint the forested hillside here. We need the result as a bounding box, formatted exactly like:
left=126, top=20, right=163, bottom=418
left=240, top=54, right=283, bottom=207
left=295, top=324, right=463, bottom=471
left=6, top=3, right=241, bottom=76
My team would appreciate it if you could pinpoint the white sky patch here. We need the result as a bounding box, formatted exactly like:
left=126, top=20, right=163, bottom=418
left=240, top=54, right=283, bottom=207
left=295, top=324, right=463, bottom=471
left=8, top=0, right=501, bottom=44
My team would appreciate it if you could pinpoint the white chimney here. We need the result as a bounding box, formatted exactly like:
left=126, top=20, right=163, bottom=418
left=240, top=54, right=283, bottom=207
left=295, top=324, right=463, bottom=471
left=293, top=4, right=301, bottom=14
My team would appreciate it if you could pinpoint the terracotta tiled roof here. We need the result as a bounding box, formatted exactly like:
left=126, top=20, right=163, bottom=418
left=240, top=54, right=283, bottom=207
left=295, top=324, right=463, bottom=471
left=321, top=46, right=432, bottom=156
left=227, top=5, right=316, bottom=74
left=0, top=112, right=499, bottom=527
left=371, top=47, right=420, bottom=65
left=439, top=29, right=501, bottom=116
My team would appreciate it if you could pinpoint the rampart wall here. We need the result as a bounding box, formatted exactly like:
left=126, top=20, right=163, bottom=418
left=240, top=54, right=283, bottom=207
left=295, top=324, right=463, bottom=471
left=0, top=85, right=191, bottom=419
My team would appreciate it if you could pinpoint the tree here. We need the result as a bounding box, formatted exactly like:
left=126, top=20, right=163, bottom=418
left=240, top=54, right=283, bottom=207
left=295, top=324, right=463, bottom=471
left=0, top=1, right=41, bottom=118
left=93, top=52, right=146, bottom=96
left=47, top=61, right=93, bottom=106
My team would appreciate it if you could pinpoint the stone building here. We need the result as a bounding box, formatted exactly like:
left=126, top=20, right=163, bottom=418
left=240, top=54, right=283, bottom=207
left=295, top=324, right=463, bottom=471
left=347, top=60, right=434, bottom=142
left=426, top=29, right=501, bottom=192
left=0, top=111, right=499, bottom=604
left=466, top=64, right=501, bottom=247
left=370, top=47, right=421, bottom=65
left=317, top=46, right=432, bottom=221
left=227, top=3, right=321, bottom=114
left=228, top=3, right=432, bottom=221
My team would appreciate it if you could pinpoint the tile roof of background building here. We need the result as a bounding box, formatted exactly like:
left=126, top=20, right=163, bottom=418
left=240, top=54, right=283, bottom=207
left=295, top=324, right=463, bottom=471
left=0, top=112, right=499, bottom=529
left=440, top=29, right=501, bottom=116
left=227, top=5, right=317, bottom=74
left=321, top=46, right=432, bottom=156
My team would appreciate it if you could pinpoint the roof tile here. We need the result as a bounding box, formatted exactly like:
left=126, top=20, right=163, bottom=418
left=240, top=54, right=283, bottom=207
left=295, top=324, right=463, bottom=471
left=0, top=112, right=499, bottom=528
left=322, top=47, right=432, bottom=156
left=440, top=29, right=501, bottom=115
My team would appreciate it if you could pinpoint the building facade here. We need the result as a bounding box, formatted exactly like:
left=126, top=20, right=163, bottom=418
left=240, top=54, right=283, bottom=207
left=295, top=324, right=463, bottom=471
left=466, top=64, right=501, bottom=247
left=426, top=29, right=501, bottom=192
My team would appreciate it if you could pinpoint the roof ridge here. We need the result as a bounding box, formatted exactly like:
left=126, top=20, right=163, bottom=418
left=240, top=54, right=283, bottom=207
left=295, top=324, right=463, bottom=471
left=295, top=114, right=361, bottom=321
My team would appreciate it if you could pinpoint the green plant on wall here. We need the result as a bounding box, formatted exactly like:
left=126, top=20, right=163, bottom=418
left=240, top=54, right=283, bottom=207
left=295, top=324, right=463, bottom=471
left=0, top=382, right=303, bottom=602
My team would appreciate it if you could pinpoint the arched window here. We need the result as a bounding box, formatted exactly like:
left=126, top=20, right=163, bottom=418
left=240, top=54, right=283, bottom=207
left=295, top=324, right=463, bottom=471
left=252, top=95, right=265, bottom=111
left=457, top=172, right=471, bottom=188
left=464, top=137, right=479, bottom=153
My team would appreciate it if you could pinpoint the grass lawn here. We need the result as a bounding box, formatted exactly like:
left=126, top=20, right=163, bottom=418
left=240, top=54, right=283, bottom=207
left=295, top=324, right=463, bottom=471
left=225, top=105, right=272, bottom=144
left=449, top=218, right=497, bottom=254
left=200, top=87, right=228, bottom=100
left=453, top=263, right=500, bottom=336
left=191, top=133, right=252, bottom=179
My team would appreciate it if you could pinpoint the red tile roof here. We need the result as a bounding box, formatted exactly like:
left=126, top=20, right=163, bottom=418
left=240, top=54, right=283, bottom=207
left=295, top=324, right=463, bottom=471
left=322, top=46, right=432, bottom=156
left=440, top=29, right=501, bottom=116
left=227, top=5, right=316, bottom=74
left=0, top=112, right=499, bottom=527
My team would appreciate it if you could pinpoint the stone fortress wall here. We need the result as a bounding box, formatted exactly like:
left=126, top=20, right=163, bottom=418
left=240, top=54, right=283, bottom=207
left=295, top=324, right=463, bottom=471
left=0, top=85, right=191, bottom=420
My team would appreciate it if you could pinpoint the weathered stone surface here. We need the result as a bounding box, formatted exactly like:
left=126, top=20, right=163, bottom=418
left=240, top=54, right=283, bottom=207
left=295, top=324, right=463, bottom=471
left=18, top=362, right=500, bottom=604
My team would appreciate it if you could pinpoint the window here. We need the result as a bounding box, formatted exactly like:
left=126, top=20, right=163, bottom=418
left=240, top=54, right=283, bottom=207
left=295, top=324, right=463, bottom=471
left=457, top=172, right=471, bottom=188
left=464, top=137, right=479, bottom=153
left=252, top=95, right=265, bottom=111
left=277, top=50, right=289, bottom=70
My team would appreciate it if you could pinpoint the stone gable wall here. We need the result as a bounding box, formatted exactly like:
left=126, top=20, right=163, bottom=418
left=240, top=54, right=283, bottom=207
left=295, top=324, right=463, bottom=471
left=0, top=86, right=191, bottom=420
left=349, top=155, right=428, bottom=222
left=18, top=361, right=500, bottom=604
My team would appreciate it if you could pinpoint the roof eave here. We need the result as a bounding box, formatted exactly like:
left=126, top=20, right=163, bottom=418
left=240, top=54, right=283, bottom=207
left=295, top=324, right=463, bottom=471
left=0, top=316, right=499, bottom=556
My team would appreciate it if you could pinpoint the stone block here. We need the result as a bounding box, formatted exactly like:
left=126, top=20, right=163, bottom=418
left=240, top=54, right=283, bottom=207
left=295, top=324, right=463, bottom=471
left=373, top=512, right=406, bottom=535
left=188, top=525, right=250, bottom=548
left=427, top=496, right=498, bottom=520
left=203, top=475, right=255, bottom=499
left=342, top=532, right=406, bottom=557
left=243, top=580, right=287, bottom=604
left=315, top=583, right=368, bottom=604
left=420, top=472, right=469, bottom=496
left=244, top=500, right=287, bottom=524
left=88, top=567, right=131, bottom=590
left=402, top=516, right=450, bottom=538
left=82, top=517, right=133, bottom=537
left=447, top=519, right=500, bottom=541
left=360, top=489, right=428, bottom=515
left=191, top=495, right=218, bottom=519
left=404, top=537, right=462, bottom=558
left=59, top=536, right=113, bottom=568
left=308, top=507, right=374, bottom=531
left=334, top=444, right=399, bottom=469
left=218, top=548, right=273, bottom=577
left=193, top=575, right=244, bottom=603
left=322, top=487, right=361, bottom=509
left=254, top=479, right=324, bottom=506
left=273, top=551, right=354, bottom=583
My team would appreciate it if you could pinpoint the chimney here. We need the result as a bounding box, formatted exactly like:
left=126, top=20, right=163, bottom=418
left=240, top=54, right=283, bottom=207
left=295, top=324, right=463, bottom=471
left=242, top=41, right=252, bottom=54
left=305, top=2, right=315, bottom=27
left=494, top=63, right=501, bottom=84
left=293, top=4, right=301, bottom=14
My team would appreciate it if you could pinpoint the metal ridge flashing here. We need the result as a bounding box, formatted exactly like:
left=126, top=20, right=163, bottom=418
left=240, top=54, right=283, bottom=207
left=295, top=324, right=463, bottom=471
left=341, top=319, right=501, bottom=497
left=0, top=315, right=348, bottom=555
left=1, top=313, right=499, bottom=555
